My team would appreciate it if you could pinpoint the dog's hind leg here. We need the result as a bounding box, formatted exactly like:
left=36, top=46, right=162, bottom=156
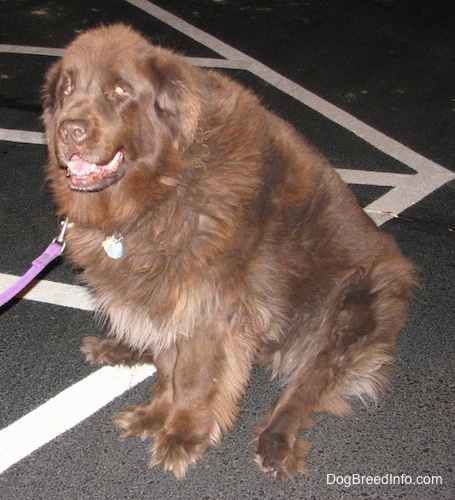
left=254, top=343, right=395, bottom=480
left=254, top=259, right=413, bottom=480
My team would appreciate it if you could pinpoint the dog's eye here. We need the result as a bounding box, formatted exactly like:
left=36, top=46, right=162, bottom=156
left=105, top=83, right=131, bottom=105
left=62, top=81, right=73, bottom=97
left=114, top=85, right=127, bottom=97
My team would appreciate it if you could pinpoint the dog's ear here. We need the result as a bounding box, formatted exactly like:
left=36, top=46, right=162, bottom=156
left=41, top=60, right=62, bottom=141
left=149, top=52, right=202, bottom=150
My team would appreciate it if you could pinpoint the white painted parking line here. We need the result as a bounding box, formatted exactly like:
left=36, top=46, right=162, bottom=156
left=336, top=170, right=413, bottom=187
left=0, top=128, right=45, bottom=144
left=0, top=44, right=247, bottom=70
left=0, top=364, right=156, bottom=474
left=0, top=44, right=64, bottom=57
left=188, top=57, right=248, bottom=69
left=0, top=274, right=93, bottom=311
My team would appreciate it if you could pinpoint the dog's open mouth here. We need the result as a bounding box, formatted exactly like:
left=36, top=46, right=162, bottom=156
left=65, top=151, right=124, bottom=191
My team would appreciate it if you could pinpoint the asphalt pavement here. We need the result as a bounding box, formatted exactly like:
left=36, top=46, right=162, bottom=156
left=0, top=1, right=454, bottom=499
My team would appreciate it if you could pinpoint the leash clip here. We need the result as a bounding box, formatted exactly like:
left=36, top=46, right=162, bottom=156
left=0, top=217, right=71, bottom=308
left=53, top=217, right=70, bottom=251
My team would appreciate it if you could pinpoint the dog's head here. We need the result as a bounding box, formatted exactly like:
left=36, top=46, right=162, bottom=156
left=42, top=24, right=201, bottom=193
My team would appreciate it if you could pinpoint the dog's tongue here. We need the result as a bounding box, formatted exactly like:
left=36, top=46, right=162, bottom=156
left=67, top=155, right=96, bottom=176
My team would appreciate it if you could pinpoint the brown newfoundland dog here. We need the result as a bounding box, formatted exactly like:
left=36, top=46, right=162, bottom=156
left=42, top=24, right=414, bottom=480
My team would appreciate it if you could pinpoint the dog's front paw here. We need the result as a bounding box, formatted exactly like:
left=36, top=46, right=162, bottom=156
left=150, top=429, right=211, bottom=480
left=114, top=403, right=166, bottom=440
left=81, top=336, right=125, bottom=364
left=149, top=407, right=218, bottom=480
left=254, top=432, right=310, bottom=480
left=81, top=336, right=151, bottom=366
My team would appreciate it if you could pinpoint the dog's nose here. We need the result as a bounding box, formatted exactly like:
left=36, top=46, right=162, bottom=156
left=58, top=119, right=88, bottom=145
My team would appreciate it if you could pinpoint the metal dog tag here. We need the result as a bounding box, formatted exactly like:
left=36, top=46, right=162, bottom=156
left=102, top=232, right=124, bottom=259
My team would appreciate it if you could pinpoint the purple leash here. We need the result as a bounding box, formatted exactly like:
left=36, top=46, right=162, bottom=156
left=0, top=218, right=69, bottom=308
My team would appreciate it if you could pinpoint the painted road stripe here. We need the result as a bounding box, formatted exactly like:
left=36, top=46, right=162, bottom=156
left=0, top=44, right=246, bottom=70
left=0, top=274, right=93, bottom=311
left=0, top=364, right=156, bottom=474
left=0, top=44, right=64, bottom=57
left=337, top=170, right=413, bottom=187
left=0, top=128, right=45, bottom=144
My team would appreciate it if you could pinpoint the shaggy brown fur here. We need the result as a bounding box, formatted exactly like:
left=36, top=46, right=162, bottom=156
left=42, top=24, right=414, bottom=480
